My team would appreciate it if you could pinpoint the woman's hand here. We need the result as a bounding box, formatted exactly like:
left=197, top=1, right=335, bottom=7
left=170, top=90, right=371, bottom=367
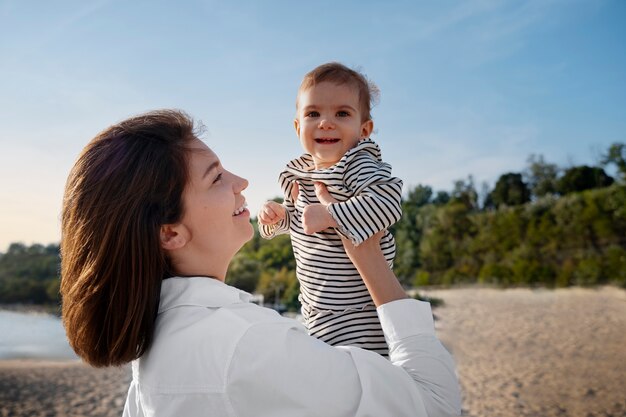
left=299, top=183, right=338, bottom=234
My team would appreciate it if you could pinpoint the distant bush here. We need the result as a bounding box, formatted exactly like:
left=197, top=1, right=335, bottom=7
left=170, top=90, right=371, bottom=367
left=0, top=243, right=60, bottom=304
left=415, top=185, right=626, bottom=287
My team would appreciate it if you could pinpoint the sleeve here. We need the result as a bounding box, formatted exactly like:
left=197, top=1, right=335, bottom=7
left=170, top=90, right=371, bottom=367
left=258, top=208, right=291, bottom=239
left=328, top=152, right=403, bottom=245
left=258, top=171, right=297, bottom=239
left=226, top=299, right=462, bottom=417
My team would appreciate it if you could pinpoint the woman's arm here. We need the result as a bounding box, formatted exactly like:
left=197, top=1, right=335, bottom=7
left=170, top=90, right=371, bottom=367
left=227, top=296, right=462, bottom=417
left=343, top=229, right=407, bottom=306
left=227, top=183, right=462, bottom=417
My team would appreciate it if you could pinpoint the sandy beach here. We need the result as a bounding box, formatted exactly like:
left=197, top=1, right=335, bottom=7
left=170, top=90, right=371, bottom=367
left=423, top=286, right=626, bottom=417
left=0, top=360, right=130, bottom=417
left=1, top=286, right=625, bottom=416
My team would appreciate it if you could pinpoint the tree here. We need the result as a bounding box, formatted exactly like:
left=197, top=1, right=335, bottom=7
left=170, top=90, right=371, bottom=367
left=256, top=267, right=298, bottom=309
left=557, top=166, right=614, bottom=195
left=525, top=154, right=559, bottom=197
left=7, top=243, right=27, bottom=255
left=405, top=185, right=433, bottom=208
left=393, top=185, right=432, bottom=283
left=601, top=142, right=626, bottom=181
left=450, top=176, right=478, bottom=210
left=0, top=243, right=61, bottom=304
left=400, top=185, right=433, bottom=242
left=489, top=173, right=531, bottom=208
left=479, top=181, right=494, bottom=210
left=432, top=191, right=450, bottom=206
left=226, top=254, right=261, bottom=293
left=256, top=234, right=295, bottom=271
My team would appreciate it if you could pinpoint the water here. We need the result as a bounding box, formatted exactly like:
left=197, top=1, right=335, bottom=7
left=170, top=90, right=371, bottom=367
left=0, top=309, right=78, bottom=360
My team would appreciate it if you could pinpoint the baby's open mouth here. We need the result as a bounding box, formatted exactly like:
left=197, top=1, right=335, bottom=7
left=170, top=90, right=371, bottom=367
left=315, top=138, right=340, bottom=144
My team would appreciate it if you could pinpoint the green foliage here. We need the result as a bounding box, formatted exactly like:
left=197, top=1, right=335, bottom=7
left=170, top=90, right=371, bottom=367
left=405, top=185, right=433, bottom=208
left=413, top=270, right=430, bottom=287
left=393, top=185, right=434, bottom=284
left=489, top=172, right=531, bottom=208
left=525, top=154, right=559, bottom=198
left=450, top=176, right=478, bottom=210
left=0, top=243, right=60, bottom=304
left=478, top=262, right=512, bottom=285
left=603, top=246, right=626, bottom=286
left=557, top=165, right=614, bottom=195
left=255, top=234, right=295, bottom=271
left=432, top=191, right=451, bottom=206
left=601, top=142, right=626, bottom=181
left=226, top=253, right=262, bottom=293
left=410, top=184, right=626, bottom=287
left=256, top=267, right=300, bottom=311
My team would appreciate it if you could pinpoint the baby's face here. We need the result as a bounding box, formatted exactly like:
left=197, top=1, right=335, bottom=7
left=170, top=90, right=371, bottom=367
left=295, top=82, right=373, bottom=170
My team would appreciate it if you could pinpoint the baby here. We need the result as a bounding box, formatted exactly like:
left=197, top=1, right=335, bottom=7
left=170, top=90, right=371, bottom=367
left=258, top=62, right=403, bottom=356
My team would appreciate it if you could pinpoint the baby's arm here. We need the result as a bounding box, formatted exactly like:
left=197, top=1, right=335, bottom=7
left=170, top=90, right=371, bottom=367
left=258, top=201, right=286, bottom=225
left=328, top=153, right=403, bottom=245
left=258, top=201, right=291, bottom=239
left=259, top=172, right=302, bottom=239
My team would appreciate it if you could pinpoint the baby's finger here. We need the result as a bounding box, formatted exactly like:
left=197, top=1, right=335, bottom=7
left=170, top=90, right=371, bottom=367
left=271, top=206, right=285, bottom=220
left=262, top=208, right=276, bottom=221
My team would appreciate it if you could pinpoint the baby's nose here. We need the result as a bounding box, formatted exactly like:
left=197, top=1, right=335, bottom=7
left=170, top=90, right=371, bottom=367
left=319, top=118, right=334, bottom=129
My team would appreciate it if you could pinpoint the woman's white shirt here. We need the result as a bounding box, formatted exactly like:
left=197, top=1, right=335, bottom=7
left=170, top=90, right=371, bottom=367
left=123, top=277, right=461, bottom=417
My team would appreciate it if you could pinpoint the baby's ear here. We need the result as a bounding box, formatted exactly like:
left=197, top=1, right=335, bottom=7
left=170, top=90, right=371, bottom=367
left=360, top=119, right=374, bottom=138
left=294, top=118, right=301, bottom=137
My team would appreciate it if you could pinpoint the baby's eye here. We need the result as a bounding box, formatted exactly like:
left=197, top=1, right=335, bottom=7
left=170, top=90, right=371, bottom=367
left=305, top=111, right=320, bottom=118
left=336, top=110, right=350, bottom=117
left=213, top=173, right=223, bottom=184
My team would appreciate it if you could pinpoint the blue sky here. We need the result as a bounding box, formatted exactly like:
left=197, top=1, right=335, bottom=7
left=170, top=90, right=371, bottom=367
left=1, top=0, right=624, bottom=252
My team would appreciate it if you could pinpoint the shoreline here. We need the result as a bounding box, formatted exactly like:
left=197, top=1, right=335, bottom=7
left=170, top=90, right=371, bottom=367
left=0, top=357, right=81, bottom=366
left=0, top=303, right=61, bottom=316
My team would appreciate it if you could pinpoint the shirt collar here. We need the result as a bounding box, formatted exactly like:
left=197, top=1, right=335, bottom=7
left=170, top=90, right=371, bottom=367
left=158, top=276, right=252, bottom=314
left=284, top=138, right=380, bottom=177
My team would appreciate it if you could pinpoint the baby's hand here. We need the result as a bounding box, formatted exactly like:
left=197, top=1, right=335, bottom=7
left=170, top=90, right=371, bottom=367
left=302, top=203, right=338, bottom=234
left=258, top=201, right=286, bottom=226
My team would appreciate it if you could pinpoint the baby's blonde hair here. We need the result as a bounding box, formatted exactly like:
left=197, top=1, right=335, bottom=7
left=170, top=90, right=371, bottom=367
left=297, top=62, right=380, bottom=122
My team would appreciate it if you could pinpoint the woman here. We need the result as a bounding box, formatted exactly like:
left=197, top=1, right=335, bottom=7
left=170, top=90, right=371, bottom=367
left=61, top=110, right=461, bottom=417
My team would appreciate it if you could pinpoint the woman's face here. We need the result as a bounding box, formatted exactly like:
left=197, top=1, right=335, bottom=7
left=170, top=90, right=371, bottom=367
left=176, top=138, right=253, bottom=273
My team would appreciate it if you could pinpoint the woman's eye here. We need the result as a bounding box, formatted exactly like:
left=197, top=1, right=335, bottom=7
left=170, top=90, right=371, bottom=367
left=213, top=173, right=223, bottom=184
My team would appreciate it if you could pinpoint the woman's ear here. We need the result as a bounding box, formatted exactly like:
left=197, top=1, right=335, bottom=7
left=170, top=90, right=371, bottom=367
left=360, top=119, right=374, bottom=138
left=160, top=224, right=188, bottom=251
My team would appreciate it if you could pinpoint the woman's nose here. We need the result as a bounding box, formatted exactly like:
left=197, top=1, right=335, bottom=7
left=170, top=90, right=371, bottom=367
left=234, top=174, right=248, bottom=193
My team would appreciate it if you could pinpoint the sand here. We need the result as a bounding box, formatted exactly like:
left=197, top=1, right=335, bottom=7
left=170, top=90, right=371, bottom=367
left=1, top=286, right=625, bottom=417
left=0, top=360, right=130, bottom=417
left=422, top=286, right=626, bottom=417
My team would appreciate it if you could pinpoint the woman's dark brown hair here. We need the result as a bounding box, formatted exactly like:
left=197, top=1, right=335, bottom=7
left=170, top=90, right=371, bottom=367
left=61, top=109, right=198, bottom=367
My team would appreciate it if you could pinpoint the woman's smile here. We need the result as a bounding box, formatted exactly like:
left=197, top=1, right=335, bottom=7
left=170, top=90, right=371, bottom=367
left=233, top=202, right=249, bottom=217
